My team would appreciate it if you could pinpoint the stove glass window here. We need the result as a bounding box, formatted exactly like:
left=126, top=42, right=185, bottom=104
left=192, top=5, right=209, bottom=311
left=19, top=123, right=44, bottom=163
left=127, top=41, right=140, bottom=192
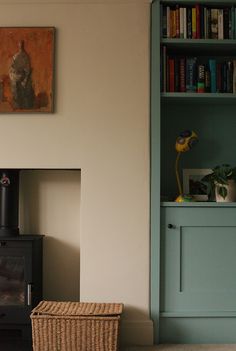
left=0, top=256, right=25, bottom=305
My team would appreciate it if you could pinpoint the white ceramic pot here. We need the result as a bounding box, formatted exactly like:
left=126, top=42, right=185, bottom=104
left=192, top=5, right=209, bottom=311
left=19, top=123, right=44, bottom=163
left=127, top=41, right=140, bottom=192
left=215, top=179, right=236, bottom=202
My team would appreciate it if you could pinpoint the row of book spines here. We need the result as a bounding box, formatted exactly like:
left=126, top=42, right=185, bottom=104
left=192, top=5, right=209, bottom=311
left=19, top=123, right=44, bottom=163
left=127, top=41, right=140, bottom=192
left=162, top=5, right=236, bottom=39
left=162, top=56, right=236, bottom=94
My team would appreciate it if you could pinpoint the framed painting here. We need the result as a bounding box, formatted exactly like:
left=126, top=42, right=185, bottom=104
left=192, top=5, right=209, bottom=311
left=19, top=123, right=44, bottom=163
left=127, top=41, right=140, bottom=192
left=0, top=27, right=55, bottom=113
left=183, top=168, right=212, bottom=201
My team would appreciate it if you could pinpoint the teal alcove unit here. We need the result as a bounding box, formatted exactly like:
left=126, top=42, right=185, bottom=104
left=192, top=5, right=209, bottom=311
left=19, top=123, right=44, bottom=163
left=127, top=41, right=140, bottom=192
left=151, top=0, right=236, bottom=344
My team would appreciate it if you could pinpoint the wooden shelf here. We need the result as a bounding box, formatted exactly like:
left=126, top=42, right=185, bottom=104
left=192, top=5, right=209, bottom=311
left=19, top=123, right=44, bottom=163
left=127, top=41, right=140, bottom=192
left=161, top=92, right=236, bottom=104
left=161, top=201, right=236, bottom=207
left=161, top=0, right=236, bottom=5
left=161, top=38, right=236, bottom=52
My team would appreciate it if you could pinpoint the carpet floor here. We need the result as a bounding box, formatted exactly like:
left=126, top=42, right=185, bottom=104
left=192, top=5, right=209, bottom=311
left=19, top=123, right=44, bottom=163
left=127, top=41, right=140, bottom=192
left=124, top=346, right=236, bottom=351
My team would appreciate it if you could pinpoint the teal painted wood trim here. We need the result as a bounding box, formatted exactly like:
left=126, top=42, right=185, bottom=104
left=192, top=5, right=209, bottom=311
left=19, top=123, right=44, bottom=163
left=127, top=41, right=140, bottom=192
left=150, top=0, right=161, bottom=344
left=161, top=0, right=236, bottom=4
left=161, top=93, right=236, bottom=105
left=161, top=39, right=236, bottom=46
left=161, top=93, right=236, bottom=98
left=161, top=201, right=236, bottom=207
left=159, top=317, right=236, bottom=343
left=161, top=311, right=236, bottom=317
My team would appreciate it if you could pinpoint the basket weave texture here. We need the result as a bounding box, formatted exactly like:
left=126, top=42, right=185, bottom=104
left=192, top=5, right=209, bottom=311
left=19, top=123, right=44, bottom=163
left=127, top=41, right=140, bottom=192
left=30, top=300, right=123, bottom=351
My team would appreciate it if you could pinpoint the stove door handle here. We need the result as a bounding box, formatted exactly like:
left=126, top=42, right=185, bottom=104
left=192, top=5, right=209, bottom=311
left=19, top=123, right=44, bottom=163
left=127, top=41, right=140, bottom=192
left=27, top=284, right=32, bottom=306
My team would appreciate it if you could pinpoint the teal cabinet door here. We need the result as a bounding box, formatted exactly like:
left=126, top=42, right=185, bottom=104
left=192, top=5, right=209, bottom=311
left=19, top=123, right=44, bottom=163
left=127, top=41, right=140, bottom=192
left=160, top=206, right=236, bottom=343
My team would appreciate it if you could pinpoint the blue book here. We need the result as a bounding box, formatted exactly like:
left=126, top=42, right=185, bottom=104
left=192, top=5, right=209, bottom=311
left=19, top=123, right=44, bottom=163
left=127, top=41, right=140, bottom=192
left=209, top=59, right=216, bottom=93
left=186, top=57, right=197, bottom=92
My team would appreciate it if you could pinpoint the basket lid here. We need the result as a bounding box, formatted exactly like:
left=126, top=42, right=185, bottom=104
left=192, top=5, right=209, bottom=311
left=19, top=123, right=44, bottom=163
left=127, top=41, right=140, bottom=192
left=32, top=301, right=123, bottom=317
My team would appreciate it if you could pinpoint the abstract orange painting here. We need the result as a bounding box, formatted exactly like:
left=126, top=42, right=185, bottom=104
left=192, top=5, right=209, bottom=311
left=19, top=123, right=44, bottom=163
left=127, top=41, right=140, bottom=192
left=0, top=27, right=55, bottom=113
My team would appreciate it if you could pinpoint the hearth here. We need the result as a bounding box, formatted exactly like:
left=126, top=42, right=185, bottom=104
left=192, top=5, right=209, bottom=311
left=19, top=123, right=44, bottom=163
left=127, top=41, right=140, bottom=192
left=0, top=169, right=43, bottom=339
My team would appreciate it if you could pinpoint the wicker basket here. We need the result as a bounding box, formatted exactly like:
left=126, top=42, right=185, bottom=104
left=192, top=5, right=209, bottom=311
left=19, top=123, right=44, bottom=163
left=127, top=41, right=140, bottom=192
left=30, top=300, right=123, bottom=351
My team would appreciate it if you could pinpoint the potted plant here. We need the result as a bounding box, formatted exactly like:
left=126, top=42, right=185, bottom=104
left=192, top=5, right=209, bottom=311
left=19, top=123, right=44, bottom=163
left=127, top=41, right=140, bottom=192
left=201, top=164, right=236, bottom=202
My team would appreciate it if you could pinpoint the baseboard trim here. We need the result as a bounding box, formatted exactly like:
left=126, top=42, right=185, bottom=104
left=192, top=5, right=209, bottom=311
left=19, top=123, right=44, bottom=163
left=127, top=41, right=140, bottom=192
left=120, top=319, right=154, bottom=346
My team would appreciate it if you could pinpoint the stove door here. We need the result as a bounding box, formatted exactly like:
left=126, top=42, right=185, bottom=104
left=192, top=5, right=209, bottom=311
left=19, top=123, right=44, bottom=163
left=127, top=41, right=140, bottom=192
left=0, top=243, right=32, bottom=324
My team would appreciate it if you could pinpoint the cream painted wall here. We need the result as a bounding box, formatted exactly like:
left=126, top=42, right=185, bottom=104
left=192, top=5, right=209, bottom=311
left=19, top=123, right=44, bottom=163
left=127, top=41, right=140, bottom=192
left=0, top=0, right=151, bottom=345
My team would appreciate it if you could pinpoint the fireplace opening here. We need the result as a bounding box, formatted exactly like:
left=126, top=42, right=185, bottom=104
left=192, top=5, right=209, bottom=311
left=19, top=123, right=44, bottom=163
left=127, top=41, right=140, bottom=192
left=0, top=168, right=80, bottom=342
left=0, top=168, right=43, bottom=340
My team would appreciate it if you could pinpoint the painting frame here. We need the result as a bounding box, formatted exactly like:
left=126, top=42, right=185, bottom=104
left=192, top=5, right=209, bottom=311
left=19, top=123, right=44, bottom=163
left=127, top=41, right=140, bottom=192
left=183, top=168, right=212, bottom=201
left=0, top=26, right=55, bottom=113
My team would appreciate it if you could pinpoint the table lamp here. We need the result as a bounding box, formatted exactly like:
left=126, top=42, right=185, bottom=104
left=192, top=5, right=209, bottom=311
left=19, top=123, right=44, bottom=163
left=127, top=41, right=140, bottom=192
left=175, top=130, right=198, bottom=202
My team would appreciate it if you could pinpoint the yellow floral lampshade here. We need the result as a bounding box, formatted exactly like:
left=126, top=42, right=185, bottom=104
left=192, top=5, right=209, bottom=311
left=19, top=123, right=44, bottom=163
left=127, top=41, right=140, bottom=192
left=175, top=130, right=198, bottom=153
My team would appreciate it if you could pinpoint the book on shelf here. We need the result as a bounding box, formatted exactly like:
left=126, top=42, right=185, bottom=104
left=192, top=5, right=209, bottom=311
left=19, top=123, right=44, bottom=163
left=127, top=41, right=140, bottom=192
left=197, top=64, right=205, bottom=93
left=222, top=62, right=227, bottom=92
left=186, top=57, right=197, bottom=92
left=187, top=7, right=192, bottom=38
left=192, top=7, right=197, bottom=39
left=162, top=6, right=167, bottom=38
left=162, top=46, right=167, bottom=92
left=209, top=59, right=216, bottom=93
left=162, top=4, right=236, bottom=40
left=233, top=61, right=236, bottom=94
left=161, top=46, right=236, bottom=94
left=205, top=66, right=211, bottom=92
left=227, top=61, right=233, bottom=93
left=168, top=58, right=175, bottom=92
left=176, top=5, right=180, bottom=38
left=211, top=9, right=218, bottom=39
left=216, top=63, right=222, bottom=92
left=218, top=9, right=224, bottom=40
left=179, top=57, right=186, bottom=92
left=179, top=7, right=184, bottom=38
left=223, top=8, right=229, bottom=39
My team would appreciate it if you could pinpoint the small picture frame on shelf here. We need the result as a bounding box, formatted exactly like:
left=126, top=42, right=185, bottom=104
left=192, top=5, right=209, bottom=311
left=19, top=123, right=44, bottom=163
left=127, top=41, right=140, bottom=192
left=183, top=168, right=211, bottom=201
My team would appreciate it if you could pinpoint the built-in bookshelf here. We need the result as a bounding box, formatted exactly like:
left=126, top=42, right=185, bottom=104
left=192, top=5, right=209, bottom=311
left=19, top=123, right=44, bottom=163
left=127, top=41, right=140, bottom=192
left=151, top=0, right=236, bottom=344
left=158, top=1, right=236, bottom=201
left=162, top=3, right=236, bottom=39
left=161, top=2, right=236, bottom=95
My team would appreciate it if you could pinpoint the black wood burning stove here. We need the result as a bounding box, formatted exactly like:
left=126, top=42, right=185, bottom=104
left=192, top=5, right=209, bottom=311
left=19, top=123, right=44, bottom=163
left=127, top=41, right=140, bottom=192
left=0, top=170, right=43, bottom=339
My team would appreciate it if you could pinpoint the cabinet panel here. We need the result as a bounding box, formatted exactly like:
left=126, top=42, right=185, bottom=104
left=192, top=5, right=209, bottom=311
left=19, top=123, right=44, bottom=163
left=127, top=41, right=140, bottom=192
left=161, top=207, right=236, bottom=313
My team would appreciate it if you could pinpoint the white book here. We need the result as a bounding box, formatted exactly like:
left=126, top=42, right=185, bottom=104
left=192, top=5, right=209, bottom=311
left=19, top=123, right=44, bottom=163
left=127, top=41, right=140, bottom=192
left=218, top=9, right=224, bottom=39
left=166, top=6, right=170, bottom=38
left=180, top=7, right=184, bottom=38
left=183, top=7, right=187, bottom=39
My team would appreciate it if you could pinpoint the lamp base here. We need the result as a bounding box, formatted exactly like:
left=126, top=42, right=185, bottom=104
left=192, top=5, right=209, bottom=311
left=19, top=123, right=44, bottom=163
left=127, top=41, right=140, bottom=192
left=175, top=194, right=196, bottom=203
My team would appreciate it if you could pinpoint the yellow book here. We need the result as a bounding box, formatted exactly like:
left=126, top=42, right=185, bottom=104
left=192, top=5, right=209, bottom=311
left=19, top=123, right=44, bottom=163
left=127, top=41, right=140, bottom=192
left=192, top=7, right=197, bottom=39
left=171, top=8, right=177, bottom=38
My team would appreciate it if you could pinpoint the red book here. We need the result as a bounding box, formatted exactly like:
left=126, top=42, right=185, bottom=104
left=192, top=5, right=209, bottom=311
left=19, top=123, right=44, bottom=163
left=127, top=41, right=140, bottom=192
left=168, top=58, right=175, bottom=92
left=196, top=4, right=201, bottom=39
left=175, top=5, right=180, bottom=38
left=179, top=57, right=186, bottom=92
